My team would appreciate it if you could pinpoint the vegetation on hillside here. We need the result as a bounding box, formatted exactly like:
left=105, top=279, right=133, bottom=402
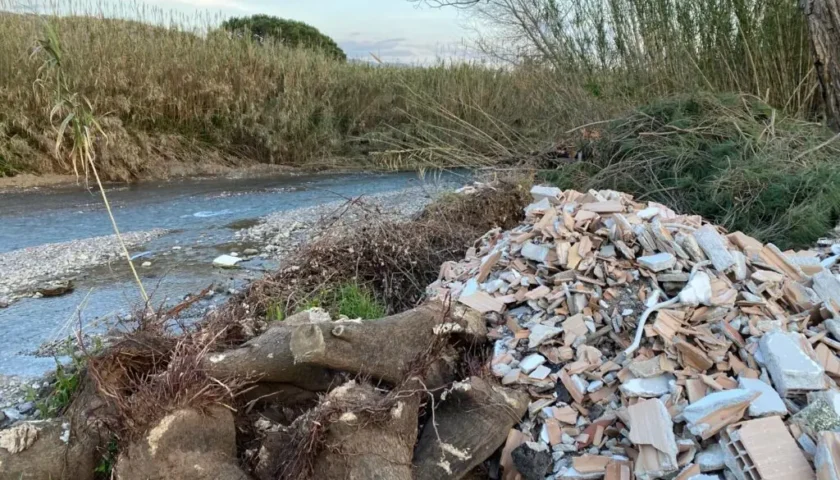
left=549, top=93, right=840, bottom=248
left=221, top=14, right=346, bottom=60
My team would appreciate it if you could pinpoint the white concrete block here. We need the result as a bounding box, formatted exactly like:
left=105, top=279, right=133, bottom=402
left=619, top=374, right=674, bottom=398
left=638, top=252, right=677, bottom=272
left=519, top=354, right=546, bottom=374
left=738, top=377, right=787, bottom=417
left=760, top=331, right=825, bottom=397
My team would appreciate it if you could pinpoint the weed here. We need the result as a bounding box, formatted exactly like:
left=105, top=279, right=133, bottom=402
left=267, top=303, right=285, bottom=321
left=551, top=93, right=840, bottom=248
left=94, top=438, right=119, bottom=478
left=333, top=283, right=386, bottom=320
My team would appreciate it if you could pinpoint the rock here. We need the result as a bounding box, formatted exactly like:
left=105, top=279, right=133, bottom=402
left=115, top=406, right=248, bottom=480
left=696, top=444, right=726, bottom=472
left=3, top=408, right=22, bottom=422
left=36, top=280, right=73, bottom=297
left=243, top=248, right=259, bottom=256
left=511, top=442, right=552, bottom=480
left=759, top=331, right=825, bottom=397
left=212, top=254, right=243, bottom=268
left=0, top=410, right=5, bottom=423
left=140, top=261, right=152, bottom=267
left=737, top=377, right=787, bottom=417
left=519, top=354, right=547, bottom=374
left=828, top=319, right=840, bottom=342
left=16, top=402, right=34, bottom=414
left=619, top=374, right=674, bottom=398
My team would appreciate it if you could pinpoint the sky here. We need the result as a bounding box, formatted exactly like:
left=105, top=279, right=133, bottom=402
left=140, top=0, right=475, bottom=63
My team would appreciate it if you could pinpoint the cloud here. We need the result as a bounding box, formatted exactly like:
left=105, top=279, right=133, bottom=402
left=339, top=36, right=443, bottom=63
left=145, top=0, right=252, bottom=11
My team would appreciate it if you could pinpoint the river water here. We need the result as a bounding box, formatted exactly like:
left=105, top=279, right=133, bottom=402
left=0, top=171, right=462, bottom=378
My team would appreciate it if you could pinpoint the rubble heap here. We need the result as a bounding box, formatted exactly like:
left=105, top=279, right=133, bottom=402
left=428, top=185, right=840, bottom=480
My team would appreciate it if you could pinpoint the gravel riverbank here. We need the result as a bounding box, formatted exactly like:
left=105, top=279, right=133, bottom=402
left=0, top=229, right=167, bottom=304
left=238, top=185, right=449, bottom=260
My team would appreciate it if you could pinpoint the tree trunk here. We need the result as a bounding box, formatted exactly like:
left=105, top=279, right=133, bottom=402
left=802, top=0, right=840, bottom=130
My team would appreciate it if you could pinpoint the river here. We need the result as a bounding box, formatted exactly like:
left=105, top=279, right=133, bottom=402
left=0, top=171, right=463, bottom=378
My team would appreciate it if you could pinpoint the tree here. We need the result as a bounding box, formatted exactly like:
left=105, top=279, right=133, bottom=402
left=801, top=0, right=840, bottom=131
left=221, top=15, right=346, bottom=61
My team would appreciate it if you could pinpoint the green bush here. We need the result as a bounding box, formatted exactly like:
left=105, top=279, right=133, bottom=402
left=549, top=93, right=840, bottom=249
left=221, top=14, right=346, bottom=61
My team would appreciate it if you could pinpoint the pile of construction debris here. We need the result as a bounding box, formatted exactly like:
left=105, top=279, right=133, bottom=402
left=426, top=185, right=840, bottom=480
left=8, top=183, right=840, bottom=480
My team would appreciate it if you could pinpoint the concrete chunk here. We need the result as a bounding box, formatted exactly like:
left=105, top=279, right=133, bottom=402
left=519, top=354, right=546, bottom=374
left=759, top=331, right=825, bottom=397
left=813, top=269, right=840, bottom=308
left=619, top=374, right=674, bottom=398
left=682, top=389, right=755, bottom=438
left=528, top=324, right=563, bottom=349
left=815, top=432, right=840, bottom=480
left=629, top=355, right=664, bottom=378
left=638, top=253, right=677, bottom=272
left=738, top=377, right=788, bottom=418
left=692, top=225, right=735, bottom=272
left=522, top=241, right=552, bottom=264
left=531, top=185, right=563, bottom=204
left=696, top=444, right=726, bottom=472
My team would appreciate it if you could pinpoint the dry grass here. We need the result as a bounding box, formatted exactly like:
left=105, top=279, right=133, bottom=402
left=86, top=307, right=248, bottom=442
left=550, top=93, right=840, bottom=249
left=0, top=1, right=588, bottom=180
left=234, top=179, right=530, bottom=320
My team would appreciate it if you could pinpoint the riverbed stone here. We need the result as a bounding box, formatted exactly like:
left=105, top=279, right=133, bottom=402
left=212, top=254, right=242, bottom=268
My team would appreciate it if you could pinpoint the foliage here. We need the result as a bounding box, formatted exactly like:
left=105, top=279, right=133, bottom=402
left=444, top=0, right=816, bottom=118
left=0, top=2, right=610, bottom=180
left=269, top=283, right=386, bottom=320
left=26, top=337, right=97, bottom=418
left=548, top=93, right=840, bottom=249
left=94, top=438, right=119, bottom=478
left=221, top=14, right=346, bottom=60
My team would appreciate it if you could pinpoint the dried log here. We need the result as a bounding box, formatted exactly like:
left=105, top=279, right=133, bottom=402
left=255, top=380, right=421, bottom=480
left=413, top=376, right=530, bottom=480
left=313, top=381, right=420, bottom=480
left=290, top=302, right=459, bottom=388
left=114, top=407, right=249, bottom=480
left=0, top=419, right=99, bottom=480
left=202, top=321, right=337, bottom=391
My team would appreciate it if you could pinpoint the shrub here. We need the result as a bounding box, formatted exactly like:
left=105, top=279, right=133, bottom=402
left=221, top=14, right=346, bottom=60
left=550, top=93, right=840, bottom=249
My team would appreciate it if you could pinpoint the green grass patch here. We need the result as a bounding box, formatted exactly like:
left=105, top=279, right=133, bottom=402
left=548, top=93, right=840, bottom=249
left=271, top=282, right=387, bottom=321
